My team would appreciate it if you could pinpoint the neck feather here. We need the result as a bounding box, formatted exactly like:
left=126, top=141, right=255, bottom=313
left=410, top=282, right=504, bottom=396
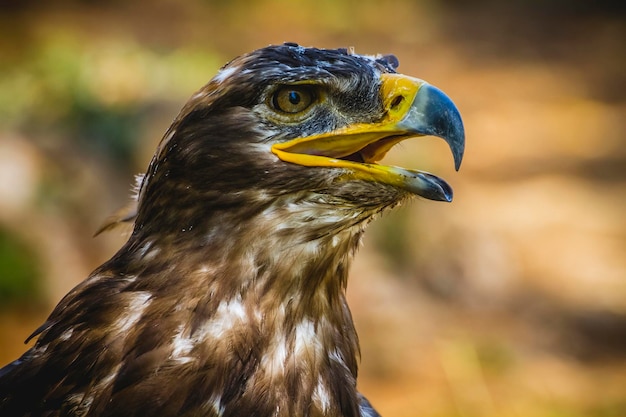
left=117, top=193, right=372, bottom=416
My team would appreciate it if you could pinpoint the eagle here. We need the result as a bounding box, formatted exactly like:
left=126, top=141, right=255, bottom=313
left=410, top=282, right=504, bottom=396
left=0, top=43, right=464, bottom=417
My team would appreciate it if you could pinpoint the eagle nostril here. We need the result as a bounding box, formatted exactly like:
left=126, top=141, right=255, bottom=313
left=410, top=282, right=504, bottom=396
left=390, top=95, right=404, bottom=111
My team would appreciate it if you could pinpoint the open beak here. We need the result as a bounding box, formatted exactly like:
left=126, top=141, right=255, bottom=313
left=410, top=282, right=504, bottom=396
left=271, top=74, right=465, bottom=202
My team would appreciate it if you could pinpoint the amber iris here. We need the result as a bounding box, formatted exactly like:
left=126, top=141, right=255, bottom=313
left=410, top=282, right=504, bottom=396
left=272, top=86, right=314, bottom=113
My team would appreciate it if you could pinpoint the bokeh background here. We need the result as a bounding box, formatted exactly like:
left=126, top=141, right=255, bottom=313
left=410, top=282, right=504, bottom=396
left=0, top=1, right=624, bottom=416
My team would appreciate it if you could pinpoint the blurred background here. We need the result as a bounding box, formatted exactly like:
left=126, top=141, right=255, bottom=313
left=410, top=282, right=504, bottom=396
left=0, top=0, right=624, bottom=416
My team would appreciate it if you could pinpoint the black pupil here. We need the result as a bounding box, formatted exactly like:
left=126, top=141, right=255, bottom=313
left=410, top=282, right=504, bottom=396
left=288, top=91, right=301, bottom=105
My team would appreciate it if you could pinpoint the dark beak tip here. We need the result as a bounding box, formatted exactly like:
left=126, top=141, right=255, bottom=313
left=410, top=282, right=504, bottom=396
left=414, top=172, right=454, bottom=202
left=443, top=98, right=465, bottom=172
left=453, top=116, right=465, bottom=171
left=453, top=133, right=465, bottom=171
left=442, top=183, right=454, bottom=202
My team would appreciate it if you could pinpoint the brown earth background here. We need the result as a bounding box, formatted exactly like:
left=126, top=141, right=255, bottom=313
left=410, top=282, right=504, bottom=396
left=0, top=1, right=624, bottom=416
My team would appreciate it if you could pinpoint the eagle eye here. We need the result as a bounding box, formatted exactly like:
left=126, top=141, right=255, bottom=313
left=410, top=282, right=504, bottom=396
left=271, top=86, right=315, bottom=114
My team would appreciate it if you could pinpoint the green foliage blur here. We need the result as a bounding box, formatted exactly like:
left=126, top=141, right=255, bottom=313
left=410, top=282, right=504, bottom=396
left=0, top=227, right=40, bottom=305
left=0, top=35, right=221, bottom=168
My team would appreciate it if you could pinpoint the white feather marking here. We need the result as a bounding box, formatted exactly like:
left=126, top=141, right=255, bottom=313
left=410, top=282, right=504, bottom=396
left=190, top=90, right=207, bottom=100
left=170, top=296, right=248, bottom=363
left=170, top=296, right=249, bottom=363
left=213, top=65, right=238, bottom=83
left=259, top=318, right=325, bottom=379
left=144, top=247, right=160, bottom=262
left=98, top=366, right=120, bottom=387
left=203, top=295, right=248, bottom=339
left=329, top=348, right=350, bottom=372
left=171, top=324, right=195, bottom=363
left=136, top=240, right=153, bottom=257
left=132, top=174, right=144, bottom=201
left=138, top=241, right=160, bottom=262
left=313, top=377, right=331, bottom=412
left=163, top=128, right=176, bottom=144
left=197, top=264, right=216, bottom=275
left=59, top=328, right=74, bottom=341
left=260, top=331, right=288, bottom=378
left=115, top=292, right=152, bottom=333
left=205, top=393, right=224, bottom=416
left=293, top=319, right=320, bottom=357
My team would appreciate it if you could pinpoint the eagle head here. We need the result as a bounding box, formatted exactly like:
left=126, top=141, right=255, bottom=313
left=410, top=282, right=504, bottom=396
left=134, top=43, right=464, bottom=238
